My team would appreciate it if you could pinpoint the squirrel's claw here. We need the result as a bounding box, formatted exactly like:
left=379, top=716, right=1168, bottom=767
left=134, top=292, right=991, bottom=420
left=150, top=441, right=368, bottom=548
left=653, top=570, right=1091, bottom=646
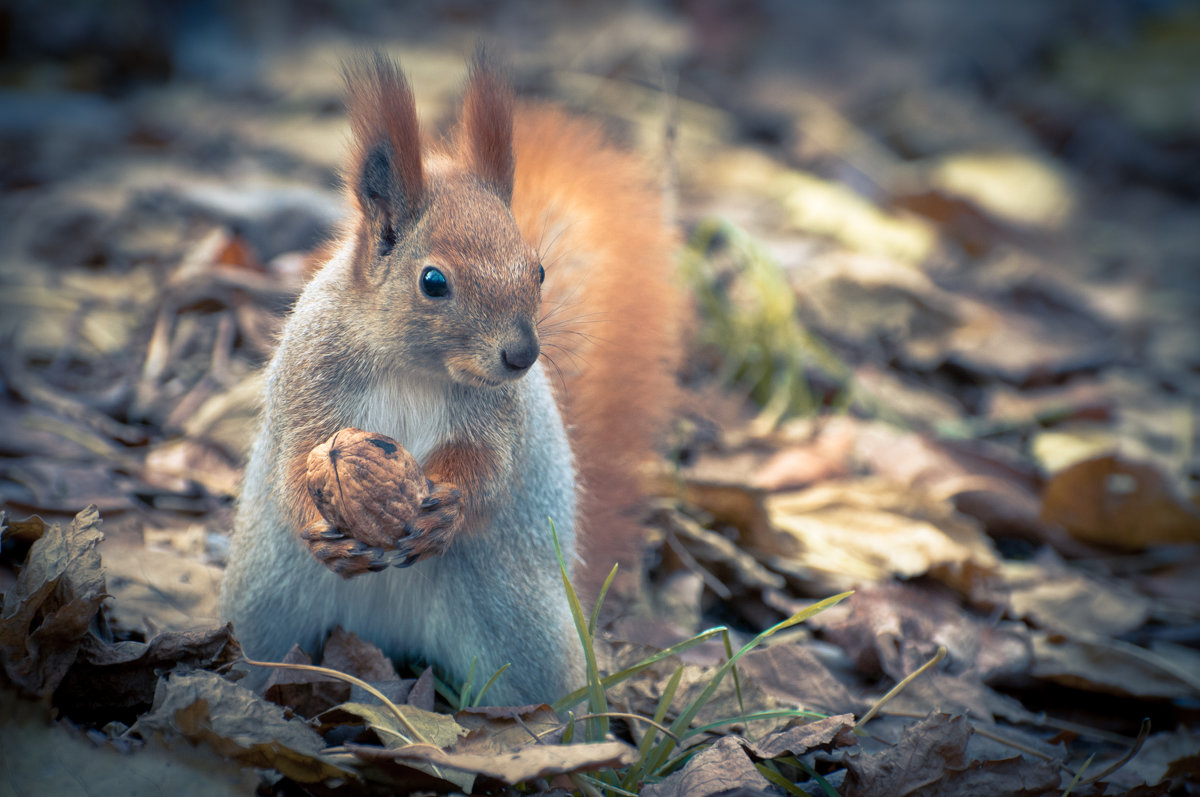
left=300, top=519, right=396, bottom=578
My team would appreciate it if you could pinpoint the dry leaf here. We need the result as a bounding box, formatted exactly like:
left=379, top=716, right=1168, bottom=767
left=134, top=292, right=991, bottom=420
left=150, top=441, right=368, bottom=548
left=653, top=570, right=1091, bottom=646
left=351, top=738, right=637, bottom=784
left=766, top=478, right=998, bottom=589
left=321, top=626, right=400, bottom=683
left=263, top=645, right=347, bottom=718
left=1000, top=558, right=1152, bottom=639
left=841, top=713, right=1061, bottom=797
left=133, top=669, right=353, bottom=784
left=739, top=644, right=870, bottom=715
left=642, top=735, right=774, bottom=797
left=1028, top=631, right=1200, bottom=699
left=1041, top=455, right=1200, bottom=548
left=0, top=505, right=106, bottom=697
left=53, top=624, right=241, bottom=725
left=328, top=701, right=467, bottom=749
left=307, top=427, right=428, bottom=548
left=452, top=704, right=567, bottom=752
left=743, top=713, right=858, bottom=758
left=103, top=545, right=224, bottom=633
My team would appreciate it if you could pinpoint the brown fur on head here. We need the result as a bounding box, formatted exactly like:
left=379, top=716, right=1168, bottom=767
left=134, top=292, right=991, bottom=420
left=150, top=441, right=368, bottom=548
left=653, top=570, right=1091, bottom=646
left=342, top=52, right=543, bottom=389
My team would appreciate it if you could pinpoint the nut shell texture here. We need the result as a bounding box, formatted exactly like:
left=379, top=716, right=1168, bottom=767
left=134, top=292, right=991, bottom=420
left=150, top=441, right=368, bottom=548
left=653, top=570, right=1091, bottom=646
left=306, top=428, right=428, bottom=548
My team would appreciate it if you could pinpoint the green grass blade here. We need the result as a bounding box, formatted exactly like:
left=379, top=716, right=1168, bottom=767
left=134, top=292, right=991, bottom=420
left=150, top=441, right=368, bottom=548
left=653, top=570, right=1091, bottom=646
left=792, top=757, right=841, bottom=797
left=757, top=761, right=813, bottom=796
left=588, top=563, right=619, bottom=638
left=552, top=518, right=608, bottom=740
left=471, top=662, right=511, bottom=707
left=459, top=656, right=478, bottom=709
left=646, top=592, right=853, bottom=776
left=551, top=626, right=727, bottom=714
left=622, top=663, right=686, bottom=792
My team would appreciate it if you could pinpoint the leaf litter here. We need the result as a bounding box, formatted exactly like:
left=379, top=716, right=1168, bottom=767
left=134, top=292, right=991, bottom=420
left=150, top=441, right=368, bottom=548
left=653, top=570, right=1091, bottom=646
left=2, top=2, right=1200, bottom=795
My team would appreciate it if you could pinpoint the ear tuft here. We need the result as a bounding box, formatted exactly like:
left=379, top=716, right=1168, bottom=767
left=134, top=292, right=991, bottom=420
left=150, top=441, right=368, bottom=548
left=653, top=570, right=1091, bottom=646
left=343, top=53, right=425, bottom=247
left=459, top=50, right=515, bottom=204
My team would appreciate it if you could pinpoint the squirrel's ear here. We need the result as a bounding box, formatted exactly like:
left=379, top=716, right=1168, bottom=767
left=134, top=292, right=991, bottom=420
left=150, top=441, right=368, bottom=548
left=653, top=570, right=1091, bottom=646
left=344, top=53, right=425, bottom=255
left=459, top=51, right=514, bottom=205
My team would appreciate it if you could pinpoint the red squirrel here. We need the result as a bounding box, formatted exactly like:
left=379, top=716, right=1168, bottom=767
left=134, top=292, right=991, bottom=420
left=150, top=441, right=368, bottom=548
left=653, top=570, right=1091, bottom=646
left=219, top=53, right=680, bottom=705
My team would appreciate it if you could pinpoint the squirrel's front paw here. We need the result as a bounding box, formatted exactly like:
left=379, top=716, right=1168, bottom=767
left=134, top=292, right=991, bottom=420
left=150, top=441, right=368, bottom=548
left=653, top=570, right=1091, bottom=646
left=390, top=481, right=464, bottom=565
left=300, top=518, right=403, bottom=577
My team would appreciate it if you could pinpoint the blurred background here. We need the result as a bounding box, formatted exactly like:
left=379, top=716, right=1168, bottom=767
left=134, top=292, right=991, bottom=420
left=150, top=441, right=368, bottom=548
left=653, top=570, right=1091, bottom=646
left=2, top=1, right=1200, bottom=788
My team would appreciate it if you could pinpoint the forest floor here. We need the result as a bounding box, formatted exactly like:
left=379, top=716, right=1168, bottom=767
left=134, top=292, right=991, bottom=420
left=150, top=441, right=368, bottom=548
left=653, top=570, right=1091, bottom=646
left=1, top=2, right=1198, bottom=795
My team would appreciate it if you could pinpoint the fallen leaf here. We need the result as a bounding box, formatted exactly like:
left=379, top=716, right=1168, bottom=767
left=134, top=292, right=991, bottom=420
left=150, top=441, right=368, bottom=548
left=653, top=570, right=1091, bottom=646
left=926, top=151, right=1075, bottom=230
left=1000, top=558, right=1152, bottom=639
left=103, top=546, right=224, bottom=633
left=806, top=583, right=1031, bottom=721
left=1040, top=455, right=1200, bottom=549
left=766, top=478, right=998, bottom=589
left=452, top=703, right=567, bottom=752
left=350, top=738, right=638, bottom=784
left=739, top=644, right=870, bottom=715
left=132, top=669, right=353, bottom=784
left=53, top=624, right=242, bottom=725
left=0, top=505, right=106, bottom=697
left=1101, top=726, right=1200, bottom=790
left=742, top=713, right=858, bottom=758
left=321, top=626, right=400, bottom=683
left=642, top=735, right=774, bottom=797
left=1028, top=631, right=1200, bottom=699
left=1, top=459, right=136, bottom=514
left=263, top=645, right=345, bottom=718
left=142, top=438, right=242, bottom=498
left=841, top=713, right=1061, bottom=797
left=327, top=701, right=467, bottom=749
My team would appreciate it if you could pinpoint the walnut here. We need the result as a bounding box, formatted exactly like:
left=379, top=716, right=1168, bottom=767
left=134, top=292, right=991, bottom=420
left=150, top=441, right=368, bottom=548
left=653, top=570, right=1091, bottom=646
left=306, top=428, right=429, bottom=548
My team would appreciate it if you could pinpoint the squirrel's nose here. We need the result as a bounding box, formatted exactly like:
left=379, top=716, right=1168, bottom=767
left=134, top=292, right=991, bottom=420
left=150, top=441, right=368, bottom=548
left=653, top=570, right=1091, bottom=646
left=501, top=342, right=539, bottom=372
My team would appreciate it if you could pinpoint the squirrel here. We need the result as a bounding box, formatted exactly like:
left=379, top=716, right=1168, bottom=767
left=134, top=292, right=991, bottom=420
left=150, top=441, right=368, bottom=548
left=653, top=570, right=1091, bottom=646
left=219, top=53, right=680, bottom=706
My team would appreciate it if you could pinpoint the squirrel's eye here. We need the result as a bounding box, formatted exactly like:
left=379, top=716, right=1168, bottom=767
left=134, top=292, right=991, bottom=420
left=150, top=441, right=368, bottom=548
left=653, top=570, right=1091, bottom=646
left=420, top=266, right=449, bottom=298
left=538, top=265, right=545, bottom=284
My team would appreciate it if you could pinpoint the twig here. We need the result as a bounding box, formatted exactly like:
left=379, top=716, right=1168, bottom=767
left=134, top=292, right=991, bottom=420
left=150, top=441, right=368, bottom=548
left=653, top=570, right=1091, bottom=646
left=240, top=656, right=428, bottom=745
left=1080, top=718, right=1151, bottom=786
left=856, top=646, right=946, bottom=729
left=574, top=713, right=680, bottom=743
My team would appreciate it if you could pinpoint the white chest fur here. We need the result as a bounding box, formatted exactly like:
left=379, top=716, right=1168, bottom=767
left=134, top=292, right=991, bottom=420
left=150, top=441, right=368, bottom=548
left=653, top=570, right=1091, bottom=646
left=348, top=374, right=451, bottom=465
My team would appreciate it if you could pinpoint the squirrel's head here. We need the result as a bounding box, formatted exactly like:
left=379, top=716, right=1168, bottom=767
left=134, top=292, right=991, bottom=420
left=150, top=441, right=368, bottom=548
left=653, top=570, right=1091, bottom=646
left=343, top=53, right=542, bottom=389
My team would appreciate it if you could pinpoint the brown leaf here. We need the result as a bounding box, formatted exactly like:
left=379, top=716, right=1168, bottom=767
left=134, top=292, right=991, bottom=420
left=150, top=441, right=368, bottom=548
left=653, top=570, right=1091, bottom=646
left=322, top=626, right=400, bottom=683
left=841, top=713, right=1060, bottom=797
left=53, top=624, right=242, bottom=725
left=739, top=644, right=871, bottom=715
left=103, top=546, right=224, bottom=634
left=2, top=459, right=136, bottom=514
left=1000, top=558, right=1152, bottom=639
left=1028, top=631, right=1200, bottom=699
left=351, top=739, right=638, bottom=785
left=452, top=704, right=567, bottom=752
left=1041, top=455, right=1200, bottom=549
left=329, top=701, right=467, bottom=749
left=263, top=644, right=345, bottom=718
left=807, top=583, right=1032, bottom=722
left=0, top=505, right=106, bottom=697
left=307, top=427, right=428, bottom=548
left=743, top=713, right=858, bottom=758
left=642, top=735, right=774, bottom=797
left=132, top=669, right=352, bottom=784
left=766, top=478, right=998, bottom=590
